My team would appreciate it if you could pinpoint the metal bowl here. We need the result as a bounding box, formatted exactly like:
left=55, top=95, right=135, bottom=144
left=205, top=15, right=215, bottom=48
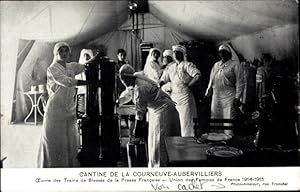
left=206, top=146, right=243, bottom=158
left=201, top=133, right=232, bottom=142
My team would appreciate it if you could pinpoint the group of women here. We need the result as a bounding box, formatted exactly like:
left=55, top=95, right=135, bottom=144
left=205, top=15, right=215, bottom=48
left=118, top=45, right=201, bottom=167
left=119, top=43, right=245, bottom=167
left=37, top=41, right=245, bottom=168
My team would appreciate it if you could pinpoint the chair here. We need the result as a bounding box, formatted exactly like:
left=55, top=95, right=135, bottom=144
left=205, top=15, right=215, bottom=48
left=116, top=104, right=136, bottom=137
left=126, top=138, right=148, bottom=167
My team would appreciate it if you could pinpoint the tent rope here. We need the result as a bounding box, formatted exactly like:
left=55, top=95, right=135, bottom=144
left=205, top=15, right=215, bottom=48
left=17, top=40, right=35, bottom=59
left=170, top=29, right=185, bottom=44
left=142, top=13, right=145, bottom=41
left=48, top=6, right=53, bottom=40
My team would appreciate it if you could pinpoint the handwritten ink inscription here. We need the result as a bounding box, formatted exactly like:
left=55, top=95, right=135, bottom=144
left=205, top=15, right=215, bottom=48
left=150, top=180, right=225, bottom=191
left=151, top=183, right=170, bottom=191
left=178, top=180, right=225, bottom=190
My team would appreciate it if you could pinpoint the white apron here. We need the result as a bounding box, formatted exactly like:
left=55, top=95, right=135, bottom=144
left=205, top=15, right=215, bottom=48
left=160, top=61, right=200, bottom=137
left=135, top=78, right=180, bottom=167
left=207, top=60, right=244, bottom=122
left=37, top=62, right=84, bottom=168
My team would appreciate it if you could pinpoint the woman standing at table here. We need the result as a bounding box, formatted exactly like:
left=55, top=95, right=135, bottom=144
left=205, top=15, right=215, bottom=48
left=205, top=44, right=245, bottom=136
left=37, top=42, right=87, bottom=168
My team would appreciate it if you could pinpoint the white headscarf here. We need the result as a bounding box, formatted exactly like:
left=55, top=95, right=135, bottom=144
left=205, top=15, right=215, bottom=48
left=163, top=49, right=173, bottom=58
left=172, top=45, right=186, bottom=54
left=79, top=49, right=93, bottom=64
left=172, top=45, right=188, bottom=61
left=218, top=43, right=240, bottom=62
left=145, top=48, right=162, bottom=66
left=53, top=42, right=71, bottom=56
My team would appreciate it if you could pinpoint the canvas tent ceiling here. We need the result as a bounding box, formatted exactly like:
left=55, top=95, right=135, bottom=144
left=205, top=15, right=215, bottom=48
left=149, top=0, right=298, bottom=40
left=1, top=1, right=129, bottom=44
left=1, top=0, right=298, bottom=44
left=0, top=0, right=299, bottom=123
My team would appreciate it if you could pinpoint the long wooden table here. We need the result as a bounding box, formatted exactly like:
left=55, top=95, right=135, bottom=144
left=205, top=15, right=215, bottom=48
left=165, top=136, right=300, bottom=167
left=165, top=137, right=212, bottom=166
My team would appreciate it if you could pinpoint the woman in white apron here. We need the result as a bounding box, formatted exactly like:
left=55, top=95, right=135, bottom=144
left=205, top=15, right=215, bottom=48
left=160, top=45, right=201, bottom=137
left=205, top=44, right=245, bottom=135
left=37, top=42, right=87, bottom=167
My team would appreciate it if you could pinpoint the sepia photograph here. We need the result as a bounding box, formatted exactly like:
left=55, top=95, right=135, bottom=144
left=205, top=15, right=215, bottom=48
left=1, top=0, right=299, bottom=191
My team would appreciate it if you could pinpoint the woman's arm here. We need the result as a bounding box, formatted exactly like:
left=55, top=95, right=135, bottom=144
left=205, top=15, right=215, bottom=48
left=234, top=62, right=246, bottom=101
left=185, top=62, right=201, bottom=87
left=48, top=67, right=78, bottom=87
left=134, top=87, right=147, bottom=121
left=205, top=64, right=216, bottom=97
left=71, top=62, right=85, bottom=75
left=188, top=74, right=200, bottom=87
left=159, top=68, right=170, bottom=87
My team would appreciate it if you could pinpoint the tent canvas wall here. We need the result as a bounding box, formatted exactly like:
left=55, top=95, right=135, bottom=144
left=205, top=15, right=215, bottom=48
left=0, top=0, right=298, bottom=124
left=9, top=12, right=196, bottom=122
